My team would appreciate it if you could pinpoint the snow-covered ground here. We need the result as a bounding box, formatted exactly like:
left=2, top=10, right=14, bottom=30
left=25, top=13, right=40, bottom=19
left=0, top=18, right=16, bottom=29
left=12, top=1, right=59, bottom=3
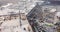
left=0, top=15, right=33, bottom=32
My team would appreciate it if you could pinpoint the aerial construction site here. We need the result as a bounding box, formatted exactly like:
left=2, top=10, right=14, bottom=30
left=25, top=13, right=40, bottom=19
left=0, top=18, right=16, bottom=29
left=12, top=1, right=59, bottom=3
left=0, top=0, right=60, bottom=32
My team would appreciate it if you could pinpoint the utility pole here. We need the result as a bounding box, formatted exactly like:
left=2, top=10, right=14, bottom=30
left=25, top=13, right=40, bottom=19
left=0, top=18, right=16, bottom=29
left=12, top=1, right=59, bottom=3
left=19, top=0, right=26, bottom=27
left=19, top=10, right=22, bottom=27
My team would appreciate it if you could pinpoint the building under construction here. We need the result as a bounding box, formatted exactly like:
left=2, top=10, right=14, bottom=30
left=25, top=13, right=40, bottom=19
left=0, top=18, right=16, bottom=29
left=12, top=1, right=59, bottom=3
left=27, top=0, right=60, bottom=32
